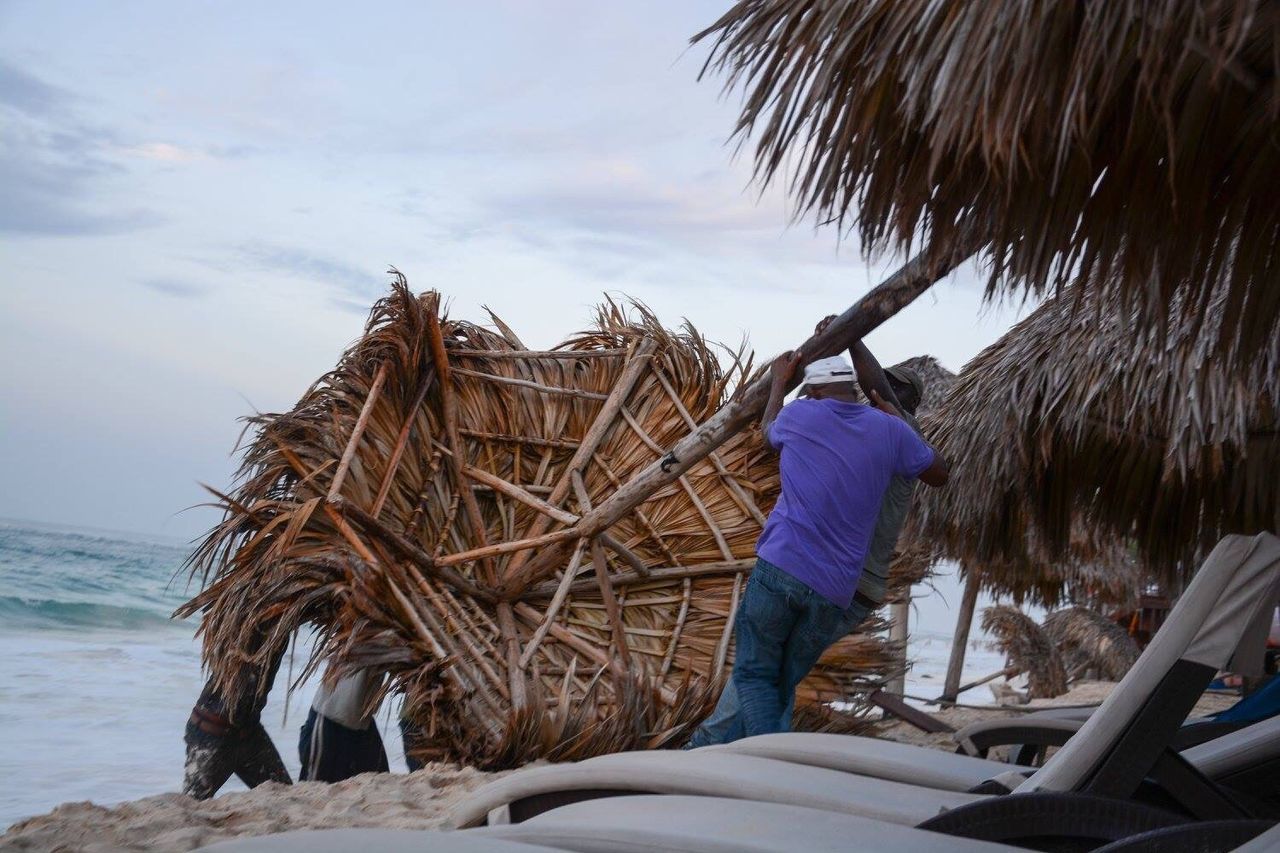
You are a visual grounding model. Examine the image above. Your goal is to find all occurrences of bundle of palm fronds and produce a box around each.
[177,277,901,767]
[981,606,1068,699]
[914,280,1278,577]
[1043,607,1141,682]
[696,0,1280,360]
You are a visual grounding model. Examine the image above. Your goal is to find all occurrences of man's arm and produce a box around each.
[869,389,950,488]
[761,351,802,448]
[816,315,903,411]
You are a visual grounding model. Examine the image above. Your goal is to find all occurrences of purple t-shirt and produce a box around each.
[757,398,935,608]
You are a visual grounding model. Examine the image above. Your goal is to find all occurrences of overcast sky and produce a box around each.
[0,2,1034,549]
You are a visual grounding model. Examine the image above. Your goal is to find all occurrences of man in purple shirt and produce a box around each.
[731,350,949,738]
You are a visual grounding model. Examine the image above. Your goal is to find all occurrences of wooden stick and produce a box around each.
[371,368,435,518]
[713,571,745,677]
[617,406,735,561]
[336,499,496,603]
[598,533,650,578]
[537,238,978,559]
[427,305,496,586]
[500,337,658,589]
[451,366,608,401]
[940,573,982,704]
[463,464,577,524]
[936,666,1021,703]
[592,452,680,565]
[573,472,631,671]
[652,367,767,526]
[518,540,587,668]
[435,527,579,568]
[660,578,692,677]
[453,348,627,360]
[327,363,388,502]
[524,558,755,598]
[458,429,580,451]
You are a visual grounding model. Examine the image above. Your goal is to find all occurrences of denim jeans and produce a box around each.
[687,590,871,748]
[731,559,846,739]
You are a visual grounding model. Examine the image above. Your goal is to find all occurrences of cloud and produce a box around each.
[141,278,209,298]
[0,60,72,116]
[0,65,162,236]
[116,142,209,163]
[235,242,382,296]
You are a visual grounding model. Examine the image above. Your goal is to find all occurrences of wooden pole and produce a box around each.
[886,599,910,696]
[940,572,982,704]
[501,237,977,596]
[327,363,388,502]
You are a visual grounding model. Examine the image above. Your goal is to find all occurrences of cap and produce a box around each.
[802,355,856,387]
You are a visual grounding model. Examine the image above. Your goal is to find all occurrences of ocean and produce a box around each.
[0,518,1006,829]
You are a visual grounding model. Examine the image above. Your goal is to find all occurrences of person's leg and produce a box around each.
[298,707,319,781]
[182,718,238,800]
[685,680,746,748]
[777,591,845,728]
[733,561,800,739]
[234,721,292,789]
[779,598,872,730]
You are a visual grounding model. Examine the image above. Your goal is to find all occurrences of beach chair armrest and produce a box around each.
[953,717,1085,759]
[916,792,1187,847]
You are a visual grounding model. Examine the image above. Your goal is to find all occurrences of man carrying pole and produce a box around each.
[716,332,948,741]
[687,321,931,745]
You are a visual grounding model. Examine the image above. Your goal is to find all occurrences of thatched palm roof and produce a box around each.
[1043,607,1141,681]
[177,278,905,767]
[982,606,1068,699]
[913,282,1279,576]
[696,0,1280,358]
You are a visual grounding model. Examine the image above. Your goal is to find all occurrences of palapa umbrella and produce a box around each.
[177,278,905,767]
[913,283,1279,577]
[696,0,1280,359]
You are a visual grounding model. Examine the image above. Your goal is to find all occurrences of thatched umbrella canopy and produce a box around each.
[1043,607,1142,681]
[913,282,1279,577]
[177,278,902,767]
[696,0,1280,359]
[981,606,1069,699]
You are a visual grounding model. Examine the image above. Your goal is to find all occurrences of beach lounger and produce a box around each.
[954,671,1280,763]
[450,533,1280,844]
[697,715,1280,795]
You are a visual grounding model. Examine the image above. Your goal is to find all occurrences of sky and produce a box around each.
[0,1,1036,546]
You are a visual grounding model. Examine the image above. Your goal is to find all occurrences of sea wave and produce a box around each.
[0,595,179,632]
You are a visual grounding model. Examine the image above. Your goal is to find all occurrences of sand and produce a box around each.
[0,681,1243,852]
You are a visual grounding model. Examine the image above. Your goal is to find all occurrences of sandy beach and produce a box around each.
[1,681,1240,852]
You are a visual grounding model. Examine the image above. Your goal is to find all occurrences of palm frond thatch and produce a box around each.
[1043,607,1142,681]
[696,0,1280,358]
[914,282,1279,576]
[175,276,899,766]
[981,605,1069,699]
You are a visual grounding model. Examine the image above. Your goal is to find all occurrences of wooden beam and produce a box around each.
[526,239,977,563]
[327,363,388,502]
[868,689,955,734]
[524,558,755,598]
[940,572,982,704]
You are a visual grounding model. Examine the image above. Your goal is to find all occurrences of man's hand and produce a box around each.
[868,389,902,419]
[815,314,837,336]
[770,350,803,387]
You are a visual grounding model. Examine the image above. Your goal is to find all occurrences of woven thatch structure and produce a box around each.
[696,0,1280,360]
[178,278,908,766]
[981,606,1069,700]
[913,282,1279,579]
[1043,608,1142,682]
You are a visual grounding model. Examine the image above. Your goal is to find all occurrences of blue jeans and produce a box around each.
[730,559,845,739]
[688,590,871,748]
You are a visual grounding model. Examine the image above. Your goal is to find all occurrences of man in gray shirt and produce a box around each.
[686,319,925,747]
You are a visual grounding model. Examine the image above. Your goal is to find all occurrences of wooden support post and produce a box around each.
[327,363,388,502]
[886,599,910,697]
[510,237,977,571]
[941,572,982,705]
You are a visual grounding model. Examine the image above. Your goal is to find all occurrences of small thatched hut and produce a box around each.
[178,278,916,766]
[697,0,1280,360]
[1043,607,1142,682]
[981,606,1069,700]
[913,284,1278,578]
